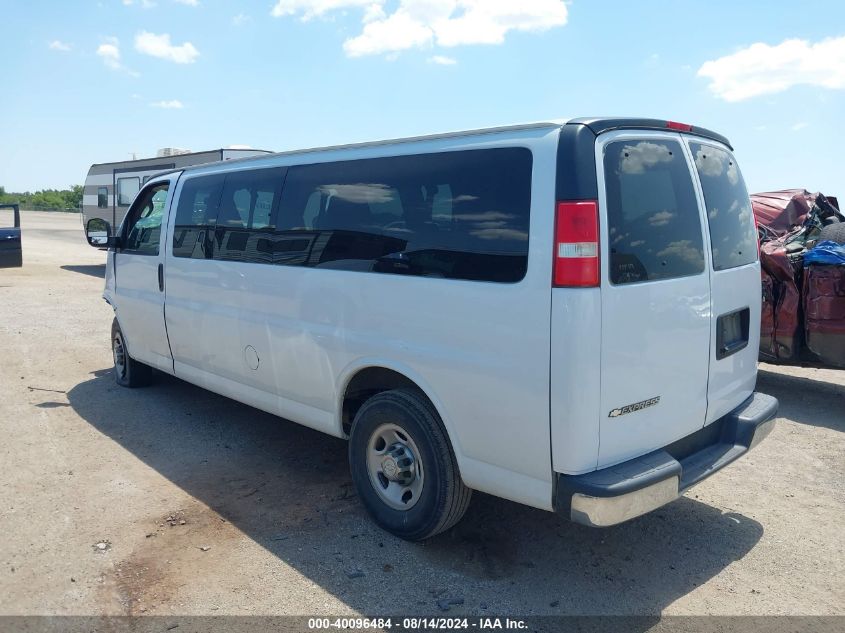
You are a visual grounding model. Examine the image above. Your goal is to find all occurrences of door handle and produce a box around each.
[158,263,164,292]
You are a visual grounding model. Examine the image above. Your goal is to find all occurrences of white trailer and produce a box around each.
[82,149,271,234]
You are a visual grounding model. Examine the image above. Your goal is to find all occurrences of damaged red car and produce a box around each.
[753,189,845,368]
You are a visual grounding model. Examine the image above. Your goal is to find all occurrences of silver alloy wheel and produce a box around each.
[366,423,425,511]
[113,333,127,380]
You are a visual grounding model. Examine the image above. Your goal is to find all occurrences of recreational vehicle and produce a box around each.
[82,149,271,235]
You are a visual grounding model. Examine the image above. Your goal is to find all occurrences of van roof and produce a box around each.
[175,117,732,175]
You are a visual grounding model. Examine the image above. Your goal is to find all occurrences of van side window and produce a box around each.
[689,142,758,271]
[122,182,169,255]
[603,140,705,285]
[172,174,224,259]
[117,177,140,207]
[274,148,532,282]
[97,187,108,208]
[214,167,285,263]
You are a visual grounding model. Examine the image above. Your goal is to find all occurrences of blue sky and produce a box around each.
[1,0,844,195]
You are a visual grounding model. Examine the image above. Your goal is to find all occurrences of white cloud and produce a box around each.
[150,99,184,109]
[173,0,199,5]
[96,38,122,70]
[791,121,809,131]
[226,144,254,149]
[428,55,456,65]
[698,36,845,102]
[48,40,72,52]
[273,0,568,57]
[232,12,251,25]
[271,0,375,20]
[123,0,157,8]
[135,31,199,64]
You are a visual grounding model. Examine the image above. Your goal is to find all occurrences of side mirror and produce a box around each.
[86,218,114,248]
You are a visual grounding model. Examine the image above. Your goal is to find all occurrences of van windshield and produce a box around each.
[689,142,758,271]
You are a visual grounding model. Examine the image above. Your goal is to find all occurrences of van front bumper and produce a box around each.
[553,392,778,527]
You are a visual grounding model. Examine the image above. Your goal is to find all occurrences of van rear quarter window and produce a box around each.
[603,139,705,285]
[689,142,758,271]
[274,148,532,283]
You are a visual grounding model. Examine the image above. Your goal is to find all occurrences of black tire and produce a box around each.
[111,318,152,388]
[819,221,845,244]
[348,389,471,541]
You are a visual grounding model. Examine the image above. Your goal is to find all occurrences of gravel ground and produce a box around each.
[0,211,843,617]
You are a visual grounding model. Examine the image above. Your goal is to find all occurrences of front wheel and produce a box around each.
[111,318,152,388]
[348,389,471,541]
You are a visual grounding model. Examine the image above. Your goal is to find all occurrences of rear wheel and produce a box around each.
[348,389,471,541]
[111,318,152,388]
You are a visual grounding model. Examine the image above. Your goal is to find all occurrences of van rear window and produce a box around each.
[273,148,532,283]
[689,142,758,271]
[603,139,705,285]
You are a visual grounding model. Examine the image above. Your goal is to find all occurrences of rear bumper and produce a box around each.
[553,392,779,527]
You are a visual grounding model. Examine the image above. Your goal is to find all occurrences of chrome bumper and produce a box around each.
[554,393,778,527]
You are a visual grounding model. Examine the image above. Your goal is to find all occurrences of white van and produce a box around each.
[85,118,778,540]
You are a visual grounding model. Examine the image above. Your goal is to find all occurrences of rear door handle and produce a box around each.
[158,263,164,292]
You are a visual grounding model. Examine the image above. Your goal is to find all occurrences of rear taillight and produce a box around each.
[554,201,600,287]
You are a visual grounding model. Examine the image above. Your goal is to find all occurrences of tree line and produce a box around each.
[0,185,83,212]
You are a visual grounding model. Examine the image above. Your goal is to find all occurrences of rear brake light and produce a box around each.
[666,121,693,132]
[554,201,599,287]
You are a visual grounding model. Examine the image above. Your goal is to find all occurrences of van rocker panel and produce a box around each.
[553,392,778,527]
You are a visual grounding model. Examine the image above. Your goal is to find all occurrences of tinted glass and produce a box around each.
[97,187,108,208]
[117,177,140,206]
[604,140,704,284]
[214,167,285,263]
[690,142,757,270]
[172,174,223,259]
[123,183,169,255]
[274,148,532,282]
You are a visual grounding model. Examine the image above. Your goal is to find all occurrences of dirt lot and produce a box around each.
[1,211,843,617]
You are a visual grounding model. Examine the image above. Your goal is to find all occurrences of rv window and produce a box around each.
[172,174,224,259]
[117,177,141,207]
[603,139,705,285]
[97,187,108,208]
[689,142,758,271]
[274,148,532,282]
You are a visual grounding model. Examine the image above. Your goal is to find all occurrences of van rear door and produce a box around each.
[686,140,760,422]
[596,131,712,468]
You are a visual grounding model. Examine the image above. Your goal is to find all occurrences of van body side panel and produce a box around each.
[162,129,558,510]
[549,289,602,474]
